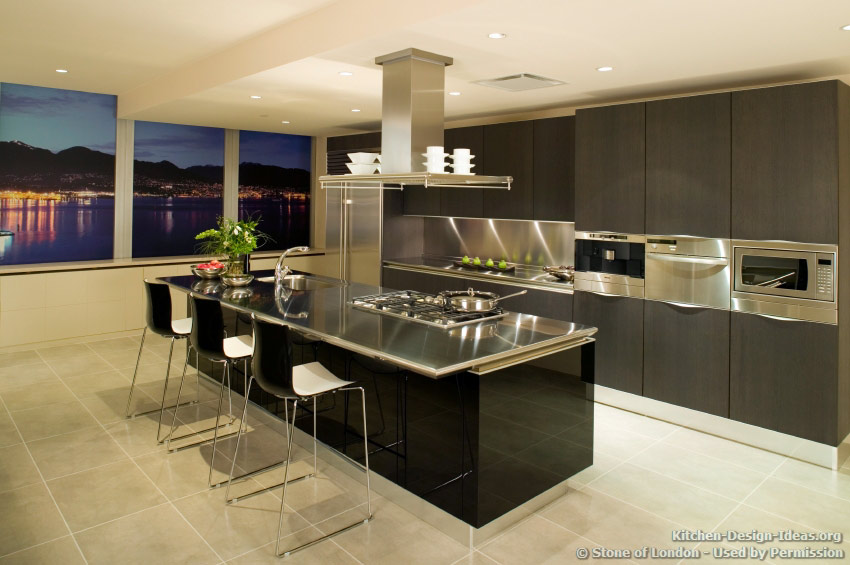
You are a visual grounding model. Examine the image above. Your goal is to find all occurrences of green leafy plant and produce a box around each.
[195,216,271,261]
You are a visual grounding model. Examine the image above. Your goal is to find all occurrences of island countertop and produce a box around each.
[158,272,597,378]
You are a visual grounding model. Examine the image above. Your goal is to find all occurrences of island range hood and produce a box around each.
[319,48,512,190]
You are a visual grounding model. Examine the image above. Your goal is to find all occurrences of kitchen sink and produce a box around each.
[256,274,341,291]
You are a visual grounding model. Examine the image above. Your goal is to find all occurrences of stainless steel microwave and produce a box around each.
[731,240,837,324]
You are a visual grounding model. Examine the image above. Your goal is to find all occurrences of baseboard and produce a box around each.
[594,385,848,470]
[0,328,144,354]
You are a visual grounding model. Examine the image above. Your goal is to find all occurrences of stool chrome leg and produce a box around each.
[125,328,147,417]
[154,337,176,442]
[209,361,236,486]
[167,359,236,452]
[276,388,372,558]
[275,399,298,557]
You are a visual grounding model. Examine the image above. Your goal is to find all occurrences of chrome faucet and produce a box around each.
[275,246,309,284]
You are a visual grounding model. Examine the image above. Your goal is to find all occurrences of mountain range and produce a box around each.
[0,140,310,192]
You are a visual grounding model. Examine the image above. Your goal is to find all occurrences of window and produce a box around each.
[132,122,224,257]
[238,130,311,251]
[0,83,115,264]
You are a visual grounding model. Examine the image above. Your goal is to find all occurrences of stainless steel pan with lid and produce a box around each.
[434,287,527,313]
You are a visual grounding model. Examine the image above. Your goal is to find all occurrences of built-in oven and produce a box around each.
[574,232,645,297]
[645,236,730,309]
[731,240,837,324]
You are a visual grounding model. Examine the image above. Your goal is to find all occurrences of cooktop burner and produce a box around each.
[349,290,507,328]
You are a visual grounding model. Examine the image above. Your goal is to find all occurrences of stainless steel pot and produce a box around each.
[437,287,527,313]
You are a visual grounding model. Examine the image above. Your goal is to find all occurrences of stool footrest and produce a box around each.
[129,399,198,420]
[166,417,237,452]
[224,470,314,503]
[278,514,373,558]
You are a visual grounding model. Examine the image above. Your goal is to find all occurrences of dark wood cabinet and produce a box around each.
[572,290,643,394]
[646,94,731,237]
[643,301,730,417]
[730,312,838,445]
[381,267,465,294]
[575,103,645,234]
[441,126,486,218]
[533,116,575,222]
[732,81,844,244]
[482,121,534,220]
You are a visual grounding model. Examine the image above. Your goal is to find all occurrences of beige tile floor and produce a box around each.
[1,335,849,564]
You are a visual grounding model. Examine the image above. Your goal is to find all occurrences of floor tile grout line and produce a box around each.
[0,388,90,564]
[38,342,229,564]
[0,535,78,561]
[534,513,641,564]
[656,428,789,476]
[619,458,752,506]
[579,425,673,490]
[765,468,850,504]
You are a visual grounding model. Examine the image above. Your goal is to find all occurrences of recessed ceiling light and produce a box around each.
[55,69,68,73]
[250,95,262,99]
[488,32,506,39]
[596,66,614,72]
[281,120,290,124]
[842,24,850,31]
[448,91,461,96]
[339,71,353,76]
[351,108,361,113]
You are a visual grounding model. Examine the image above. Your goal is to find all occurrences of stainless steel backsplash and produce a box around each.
[421,217,575,267]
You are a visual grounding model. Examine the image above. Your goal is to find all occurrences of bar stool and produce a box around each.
[225,316,371,558]
[167,293,253,486]
[125,280,198,443]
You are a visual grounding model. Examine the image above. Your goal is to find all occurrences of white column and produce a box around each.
[223,129,240,219]
[113,119,134,259]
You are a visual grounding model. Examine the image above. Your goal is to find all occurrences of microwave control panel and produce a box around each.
[816,253,835,301]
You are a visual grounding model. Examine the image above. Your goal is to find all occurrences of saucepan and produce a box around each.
[436,287,527,313]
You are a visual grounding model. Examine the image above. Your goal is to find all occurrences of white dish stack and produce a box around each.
[449,148,475,175]
[346,152,381,175]
[422,146,449,173]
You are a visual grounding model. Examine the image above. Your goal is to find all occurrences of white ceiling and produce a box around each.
[2,0,850,136]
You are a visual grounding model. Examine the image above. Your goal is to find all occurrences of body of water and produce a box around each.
[0,197,113,264]
[0,196,310,265]
[133,196,309,258]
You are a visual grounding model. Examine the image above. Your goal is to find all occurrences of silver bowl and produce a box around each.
[191,265,226,279]
[221,273,254,287]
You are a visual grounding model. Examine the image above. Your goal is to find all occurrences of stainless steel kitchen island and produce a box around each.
[159,272,597,531]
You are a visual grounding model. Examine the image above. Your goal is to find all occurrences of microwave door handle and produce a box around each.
[648,254,728,266]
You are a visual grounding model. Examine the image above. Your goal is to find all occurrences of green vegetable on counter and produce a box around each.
[485,258,495,268]
[499,260,508,269]
[473,257,481,266]
[462,255,470,264]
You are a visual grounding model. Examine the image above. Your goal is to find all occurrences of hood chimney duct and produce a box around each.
[375,49,453,174]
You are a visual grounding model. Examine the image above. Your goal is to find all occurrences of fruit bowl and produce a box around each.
[191,262,226,279]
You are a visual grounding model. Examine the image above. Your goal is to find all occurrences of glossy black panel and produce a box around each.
[144,281,176,337]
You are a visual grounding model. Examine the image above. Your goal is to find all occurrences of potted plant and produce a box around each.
[195,216,270,275]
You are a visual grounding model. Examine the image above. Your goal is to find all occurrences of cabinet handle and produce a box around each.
[663,300,710,310]
[588,290,624,298]
[647,254,728,266]
[756,313,806,323]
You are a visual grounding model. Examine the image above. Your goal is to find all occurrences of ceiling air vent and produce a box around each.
[474,73,565,92]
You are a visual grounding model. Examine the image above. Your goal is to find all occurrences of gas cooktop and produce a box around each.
[349,290,507,329]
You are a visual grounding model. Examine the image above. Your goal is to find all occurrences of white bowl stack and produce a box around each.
[422,146,449,173]
[346,152,381,175]
[449,148,475,175]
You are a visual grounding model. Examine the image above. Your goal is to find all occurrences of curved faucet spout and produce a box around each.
[275,246,310,284]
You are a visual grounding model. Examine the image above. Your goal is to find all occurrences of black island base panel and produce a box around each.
[288,343,596,529]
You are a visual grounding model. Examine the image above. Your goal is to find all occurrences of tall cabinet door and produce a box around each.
[730,312,838,445]
[533,116,575,221]
[643,301,730,417]
[731,81,839,244]
[646,93,731,237]
[482,121,534,220]
[440,126,485,218]
[575,103,645,234]
[573,290,643,395]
